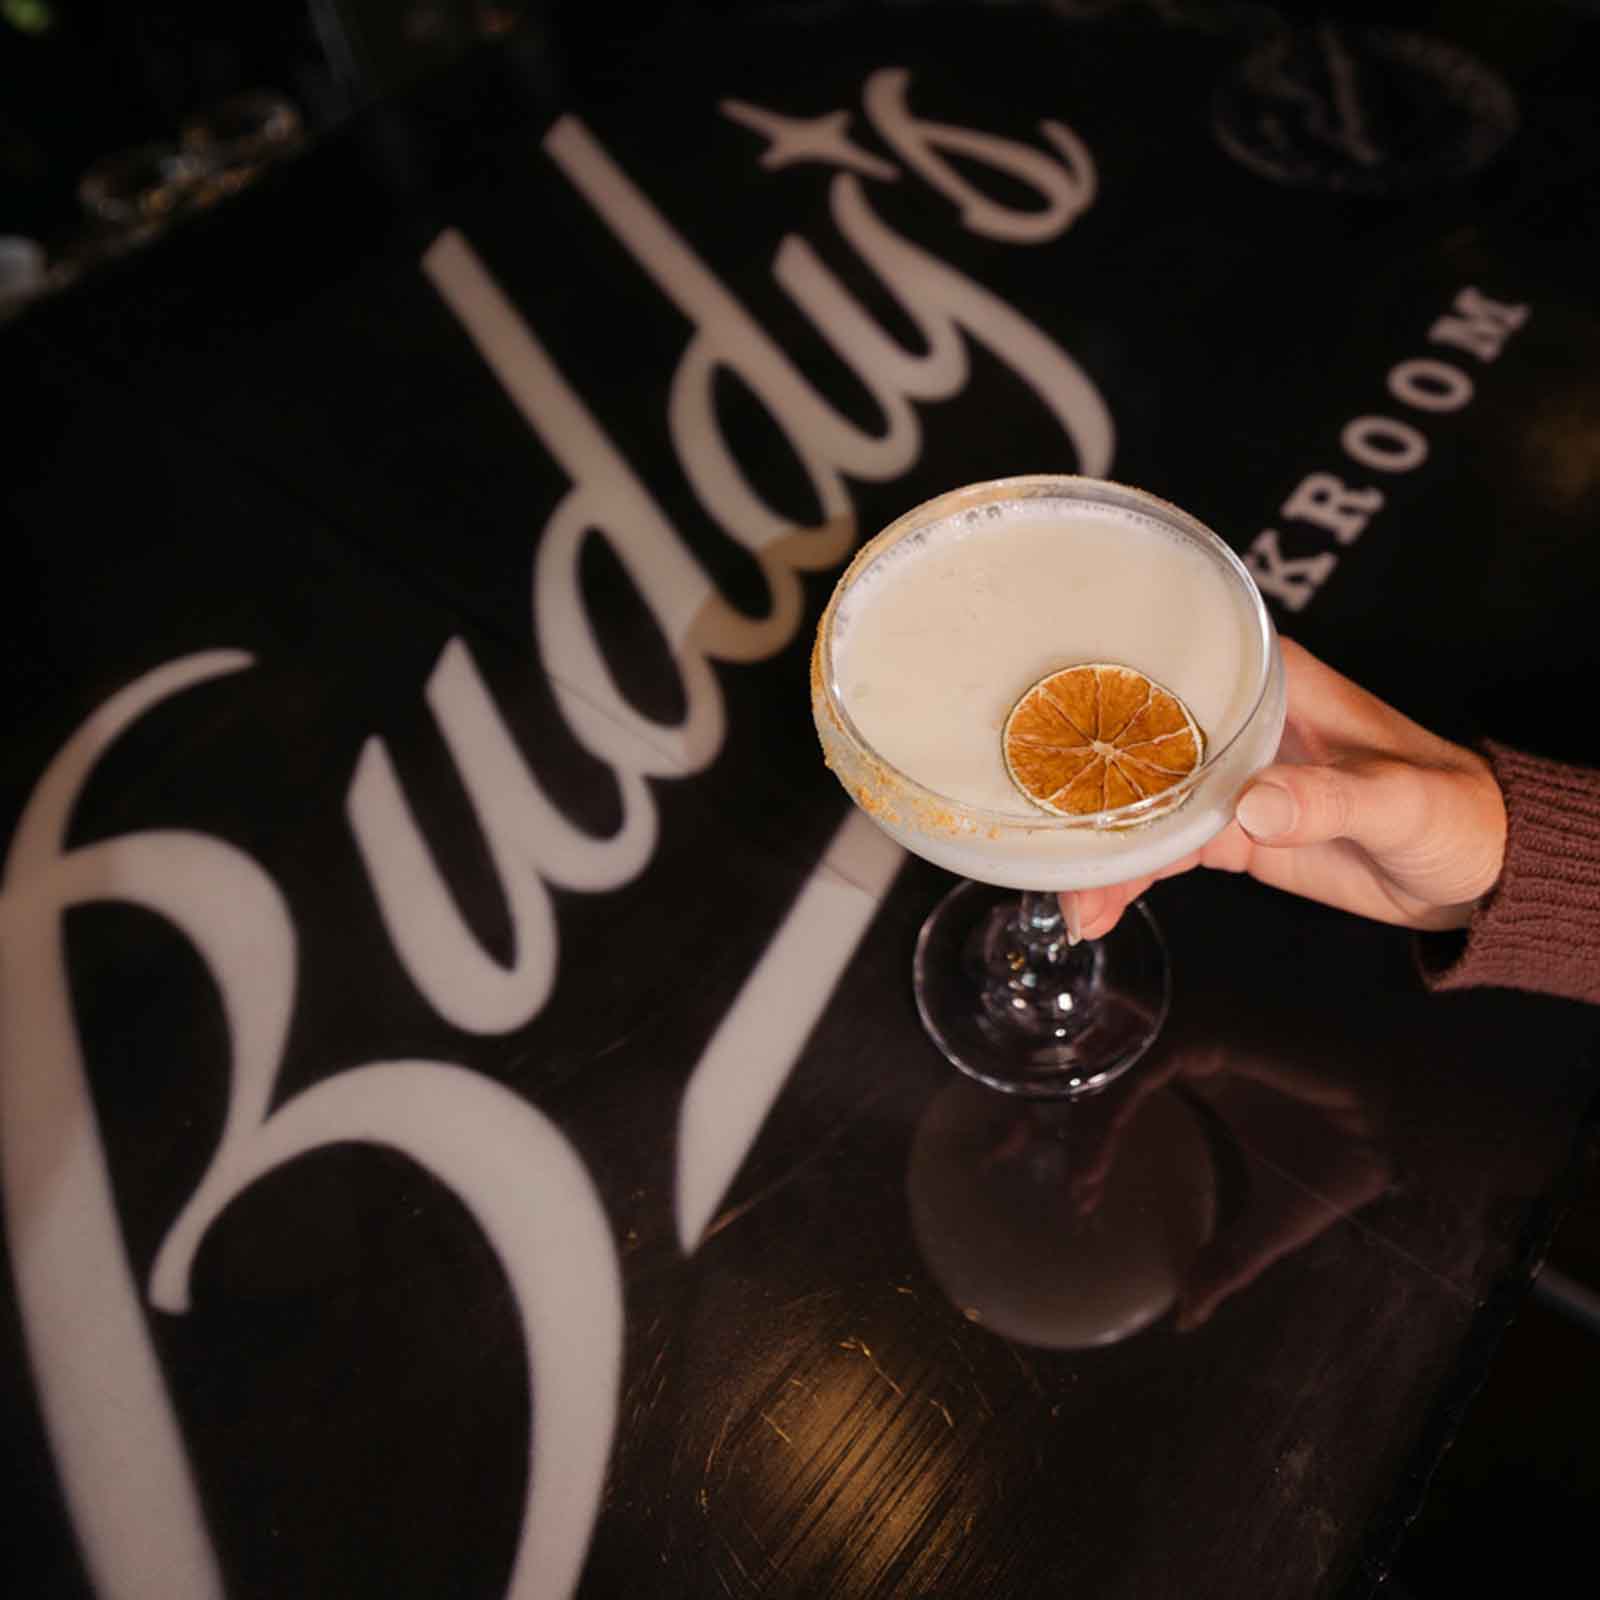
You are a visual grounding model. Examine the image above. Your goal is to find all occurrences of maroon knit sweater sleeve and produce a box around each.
[1418,741,1600,1001]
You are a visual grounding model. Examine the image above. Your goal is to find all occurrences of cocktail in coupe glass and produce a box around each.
[812,475,1286,1098]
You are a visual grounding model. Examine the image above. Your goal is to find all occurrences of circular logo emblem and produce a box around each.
[1212,25,1518,192]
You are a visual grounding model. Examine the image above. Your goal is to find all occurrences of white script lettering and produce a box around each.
[2,657,623,1600]
[9,73,1121,1600]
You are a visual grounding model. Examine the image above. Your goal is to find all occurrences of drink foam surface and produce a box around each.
[832,497,1261,814]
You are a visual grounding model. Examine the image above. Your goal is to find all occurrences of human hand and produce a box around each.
[1062,638,1507,940]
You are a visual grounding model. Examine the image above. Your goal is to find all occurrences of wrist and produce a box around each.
[1421,741,1600,999]
[1459,746,1508,909]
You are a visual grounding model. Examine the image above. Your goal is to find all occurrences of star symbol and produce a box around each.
[719,100,898,181]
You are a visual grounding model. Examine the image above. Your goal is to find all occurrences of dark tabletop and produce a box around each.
[5,3,1600,1597]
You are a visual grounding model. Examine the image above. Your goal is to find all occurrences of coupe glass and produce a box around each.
[812,476,1285,1098]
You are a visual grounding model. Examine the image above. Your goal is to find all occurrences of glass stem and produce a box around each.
[1017,889,1070,954]
[1011,890,1095,973]
[1019,889,1064,936]
[972,889,1102,1045]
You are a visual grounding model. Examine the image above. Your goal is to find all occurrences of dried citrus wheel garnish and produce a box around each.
[1002,662,1205,818]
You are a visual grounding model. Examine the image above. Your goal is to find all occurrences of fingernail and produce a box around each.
[1063,891,1083,947]
[1236,782,1295,840]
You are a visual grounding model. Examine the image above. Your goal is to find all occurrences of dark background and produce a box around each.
[3,0,1595,232]
[4,2,1598,1595]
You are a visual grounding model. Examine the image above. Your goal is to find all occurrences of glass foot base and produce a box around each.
[913,880,1170,1098]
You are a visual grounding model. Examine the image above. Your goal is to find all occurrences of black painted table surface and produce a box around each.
[6,4,1600,1597]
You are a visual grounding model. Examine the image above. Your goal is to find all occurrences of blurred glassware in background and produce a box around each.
[77,141,209,239]
[181,89,304,177]
[1,1,526,314]
[0,233,46,316]
[73,90,302,259]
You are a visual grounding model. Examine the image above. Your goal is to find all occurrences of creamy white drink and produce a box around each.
[813,478,1285,891]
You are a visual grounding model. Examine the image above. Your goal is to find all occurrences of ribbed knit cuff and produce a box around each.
[1418,742,1600,1001]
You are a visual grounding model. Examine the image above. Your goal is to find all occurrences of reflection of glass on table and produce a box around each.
[908,1078,1217,1350]
[907,1013,1394,1348]
[813,475,1286,1097]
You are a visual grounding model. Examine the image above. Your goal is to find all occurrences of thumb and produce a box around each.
[1233,759,1426,858]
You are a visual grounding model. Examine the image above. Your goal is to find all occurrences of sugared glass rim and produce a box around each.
[815,474,1278,832]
